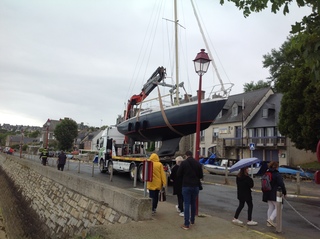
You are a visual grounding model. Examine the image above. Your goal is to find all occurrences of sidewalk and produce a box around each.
[90,201,281,239]
[89,174,319,239]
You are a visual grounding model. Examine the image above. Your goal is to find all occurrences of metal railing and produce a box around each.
[223,136,286,147]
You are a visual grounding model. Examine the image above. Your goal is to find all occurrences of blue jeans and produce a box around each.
[182,187,199,226]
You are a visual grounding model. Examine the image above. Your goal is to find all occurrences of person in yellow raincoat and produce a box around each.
[147,153,167,214]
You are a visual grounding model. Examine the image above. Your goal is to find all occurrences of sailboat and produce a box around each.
[116,1,231,156]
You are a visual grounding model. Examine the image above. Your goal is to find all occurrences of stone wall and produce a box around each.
[0,154,151,238]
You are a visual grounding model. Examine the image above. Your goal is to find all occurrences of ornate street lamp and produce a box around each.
[193,49,210,216]
[46,119,51,148]
[193,49,211,161]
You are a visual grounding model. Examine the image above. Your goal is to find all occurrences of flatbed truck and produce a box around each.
[96,126,173,182]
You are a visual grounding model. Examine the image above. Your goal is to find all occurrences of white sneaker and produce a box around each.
[232,218,243,224]
[267,219,276,227]
[247,220,258,226]
[179,212,184,217]
[175,205,181,213]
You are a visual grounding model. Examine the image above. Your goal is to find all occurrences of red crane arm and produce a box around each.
[125,66,166,120]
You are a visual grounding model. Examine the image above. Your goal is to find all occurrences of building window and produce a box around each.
[266,128,274,137]
[212,128,219,136]
[248,129,254,138]
[232,105,238,117]
[212,128,219,142]
[262,109,268,118]
[217,111,222,118]
[200,130,205,141]
[257,128,264,137]
[266,127,275,144]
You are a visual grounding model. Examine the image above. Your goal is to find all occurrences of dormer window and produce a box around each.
[232,105,238,117]
[217,111,222,118]
[262,109,268,118]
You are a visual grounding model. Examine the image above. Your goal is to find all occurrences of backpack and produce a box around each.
[261,171,272,192]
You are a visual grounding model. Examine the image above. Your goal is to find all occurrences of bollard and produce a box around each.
[276,190,283,233]
[224,164,229,185]
[91,162,94,177]
[67,158,70,171]
[296,172,300,195]
[133,165,137,188]
[78,159,81,173]
[109,164,113,182]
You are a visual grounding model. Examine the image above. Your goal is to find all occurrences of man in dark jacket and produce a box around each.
[57,150,67,171]
[177,150,203,230]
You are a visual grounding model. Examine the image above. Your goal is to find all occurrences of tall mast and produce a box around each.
[174,0,179,105]
[190,0,226,94]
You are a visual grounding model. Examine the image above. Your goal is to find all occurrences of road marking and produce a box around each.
[251,229,283,239]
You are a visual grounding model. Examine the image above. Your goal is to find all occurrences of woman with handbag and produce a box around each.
[147,153,167,215]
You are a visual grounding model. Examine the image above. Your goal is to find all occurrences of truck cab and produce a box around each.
[96,126,148,182]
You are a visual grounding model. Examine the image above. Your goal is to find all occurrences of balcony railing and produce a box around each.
[223,136,286,147]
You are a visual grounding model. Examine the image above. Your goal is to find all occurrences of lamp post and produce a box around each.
[46,119,51,148]
[193,49,211,216]
[193,49,211,161]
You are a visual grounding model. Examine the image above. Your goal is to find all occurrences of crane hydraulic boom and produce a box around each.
[125,66,166,120]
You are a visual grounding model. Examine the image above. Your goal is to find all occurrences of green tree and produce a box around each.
[28,130,40,138]
[243,80,271,92]
[263,37,320,152]
[54,118,78,151]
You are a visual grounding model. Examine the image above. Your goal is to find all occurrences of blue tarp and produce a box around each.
[200,153,216,165]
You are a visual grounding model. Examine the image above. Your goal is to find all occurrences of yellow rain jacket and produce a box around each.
[147,153,167,190]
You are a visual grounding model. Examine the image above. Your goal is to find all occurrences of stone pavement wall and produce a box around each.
[0,154,151,238]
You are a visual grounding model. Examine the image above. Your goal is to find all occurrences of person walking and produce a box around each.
[147,153,167,214]
[232,167,258,226]
[57,150,67,171]
[262,161,287,227]
[39,148,48,166]
[177,150,203,230]
[169,156,184,217]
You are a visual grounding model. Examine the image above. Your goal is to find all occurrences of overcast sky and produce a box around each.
[0,0,311,128]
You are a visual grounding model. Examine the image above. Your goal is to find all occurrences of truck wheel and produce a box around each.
[138,164,144,182]
[129,163,137,180]
[99,160,106,173]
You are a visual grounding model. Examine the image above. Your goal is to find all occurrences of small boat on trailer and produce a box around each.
[204,158,261,176]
